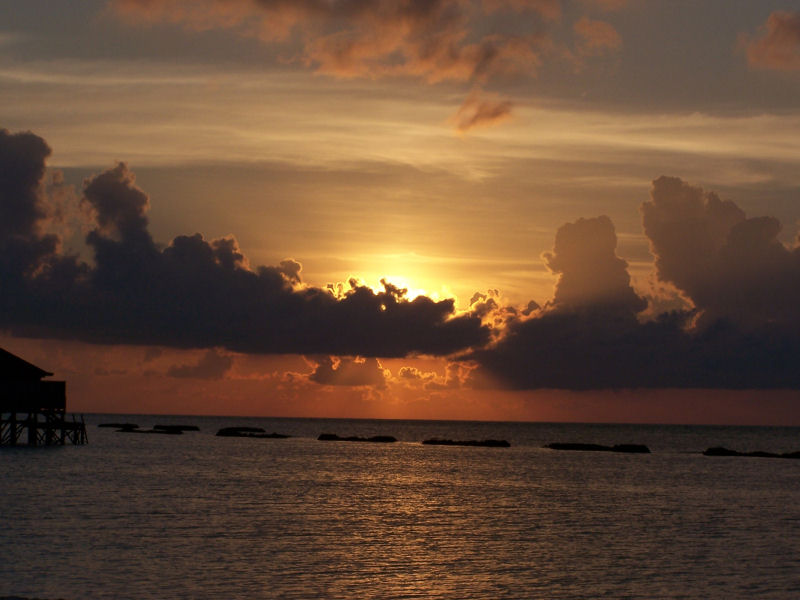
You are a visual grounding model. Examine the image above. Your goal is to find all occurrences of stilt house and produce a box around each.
[0,348,86,445]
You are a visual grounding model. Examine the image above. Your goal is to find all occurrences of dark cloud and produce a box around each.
[468,186,800,390]
[470,303,800,390]
[307,356,387,388]
[642,176,800,331]
[83,162,151,242]
[742,11,800,71]
[143,346,163,362]
[0,129,62,278]
[0,130,489,357]
[5,129,799,390]
[543,215,646,314]
[167,348,233,379]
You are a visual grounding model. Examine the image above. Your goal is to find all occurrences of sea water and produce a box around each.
[1,416,799,599]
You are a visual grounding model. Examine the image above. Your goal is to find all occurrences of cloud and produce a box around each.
[452,90,513,132]
[573,17,622,55]
[167,348,233,379]
[397,365,428,381]
[642,176,800,331]
[467,181,800,390]
[742,11,800,71]
[582,0,628,12]
[143,347,163,362]
[543,215,646,314]
[0,129,62,277]
[115,0,551,84]
[0,129,489,357]
[307,356,388,388]
[5,129,798,391]
[112,0,566,131]
[482,0,561,21]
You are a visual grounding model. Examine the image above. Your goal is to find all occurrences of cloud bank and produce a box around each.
[468,179,800,390]
[2,129,799,390]
[0,129,488,358]
[167,348,233,379]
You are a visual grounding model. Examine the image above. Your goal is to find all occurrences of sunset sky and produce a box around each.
[2,1,799,424]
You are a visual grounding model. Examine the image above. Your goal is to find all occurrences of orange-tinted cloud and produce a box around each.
[307,356,388,388]
[112,0,560,131]
[482,0,561,21]
[742,11,800,71]
[582,0,628,12]
[573,16,622,55]
[452,90,513,132]
[115,0,551,84]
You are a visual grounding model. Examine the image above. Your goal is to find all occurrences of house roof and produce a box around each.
[0,348,53,380]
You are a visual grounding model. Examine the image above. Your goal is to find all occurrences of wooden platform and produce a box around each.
[1,410,87,446]
[0,380,87,446]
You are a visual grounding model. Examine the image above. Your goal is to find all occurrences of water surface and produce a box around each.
[2,416,799,598]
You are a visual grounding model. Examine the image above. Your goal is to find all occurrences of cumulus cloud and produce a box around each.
[0,129,62,278]
[167,348,234,379]
[543,215,646,314]
[467,182,800,390]
[307,356,387,388]
[742,11,800,71]
[5,129,798,391]
[393,362,469,390]
[0,129,489,357]
[467,288,527,332]
[642,176,800,331]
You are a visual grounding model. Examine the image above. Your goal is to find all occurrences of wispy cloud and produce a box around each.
[451,89,513,133]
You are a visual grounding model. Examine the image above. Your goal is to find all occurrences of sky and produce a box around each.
[2,0,800,424]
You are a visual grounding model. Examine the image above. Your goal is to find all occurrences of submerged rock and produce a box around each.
[154,424,199,432]
[217,426,265,435]
[317,433,397,443]
[216,427,290,439]
[545,442,650,453]
[115,427,181,434]
[611,444,651,454]
[113,423,141,432]
[422,438,510,448]
[703,446,800,459]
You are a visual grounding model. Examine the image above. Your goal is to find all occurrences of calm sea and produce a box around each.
[2,415,799,599]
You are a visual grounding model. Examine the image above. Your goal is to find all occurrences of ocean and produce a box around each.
[2,415,799,599]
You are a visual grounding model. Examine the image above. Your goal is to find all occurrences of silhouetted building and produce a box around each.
[0,348,86,446]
